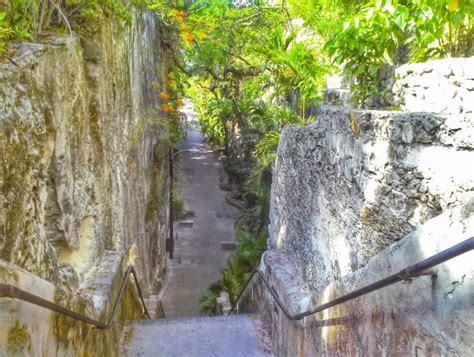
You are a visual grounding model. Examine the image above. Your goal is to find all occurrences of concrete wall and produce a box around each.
[393,57,474,113]
[0,9,170,356]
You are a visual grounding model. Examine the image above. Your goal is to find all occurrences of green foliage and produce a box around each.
[0,12,13,54]
[326,0,408,103]
[253,25,329,114]
[234,228,267,268]
[73,0,132,34]
[220,228,267,304]
[0,0,133,54]
[156,0,473,314]
[177,0,331,182]
[409,0,474,60]
[172,190,184,218]
[197,97,231,147]
[199,281,222,314]
[285,0,358,40]
[325,0,474,103]
[172,1,328,313]
[200,228,267,313]
[246,130,280,199]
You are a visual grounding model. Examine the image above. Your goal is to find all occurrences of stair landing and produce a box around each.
[120,314,273,356]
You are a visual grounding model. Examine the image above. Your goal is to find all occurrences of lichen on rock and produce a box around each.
[7,321,31,354]
[0,7,171,356]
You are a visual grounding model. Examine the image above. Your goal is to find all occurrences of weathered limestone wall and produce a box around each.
[270,106,473,292]
[242,200,474,356]
[249,100,474,354]
[0,253,145,356]
[324,57,474,111]
[0,8,170,356]
[393,57,474,113]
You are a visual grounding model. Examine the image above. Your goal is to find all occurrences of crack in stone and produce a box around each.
[444,274,466,297]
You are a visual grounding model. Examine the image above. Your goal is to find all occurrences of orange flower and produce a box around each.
[182,30,195,45]
[163,105,176,113]
[159,92,170,99]
[174,10,187,23]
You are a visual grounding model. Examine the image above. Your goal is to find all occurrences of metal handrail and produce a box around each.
[230,237,474,321]
[0,265,151,329]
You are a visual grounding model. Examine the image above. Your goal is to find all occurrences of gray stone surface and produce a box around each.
[120,315,273,356]
[0,9,170,356]
[242,199,474,356]
[0,254,147,356]
[323,88,353,107]
[0,10,169,293]
[393,57,474,113]
[269,105,474,292]
[160,111,239,317]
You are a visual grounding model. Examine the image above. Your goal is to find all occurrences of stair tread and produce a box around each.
[120,314,273,356]
[129,314,250,326]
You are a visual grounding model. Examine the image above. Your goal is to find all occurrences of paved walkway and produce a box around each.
[122,315,270,356]
[160,105,238,317]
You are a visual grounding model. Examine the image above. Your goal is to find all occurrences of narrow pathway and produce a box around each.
[160,104,239,317]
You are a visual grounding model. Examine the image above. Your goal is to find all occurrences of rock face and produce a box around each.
[243,58,474,357]
[0,9,171,356]
[242,200,474,356]
[324,57,474,111]
[393,57,474,113]
[244,86,474,354]
[269,106,473,292]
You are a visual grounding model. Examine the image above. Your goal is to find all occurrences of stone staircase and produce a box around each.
[120,314,274,356]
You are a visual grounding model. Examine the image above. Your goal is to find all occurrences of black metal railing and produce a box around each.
[230,237,474,321]
[0,265,152,329]
[2,238,472,326]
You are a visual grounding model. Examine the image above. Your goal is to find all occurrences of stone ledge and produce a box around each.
[270,105,474,293]
[393,56,474,113]
[0,250,144,320]
[253,198,474,355]
[79,250,123,314]
[259,250,312,317]
[0,251,147,355]
[265,196,474,317]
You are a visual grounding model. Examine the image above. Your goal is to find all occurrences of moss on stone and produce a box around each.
[7,321,31,353]
[53,287,90,346]
[132,117,147,146]
[146,174,164,222]
[359,205,377,224]
[0,265,19,283]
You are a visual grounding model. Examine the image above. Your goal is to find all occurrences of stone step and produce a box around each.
[221,240,237,250]
[120,314,273,357]
[177,220,194,228]
[184,210,195,218]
